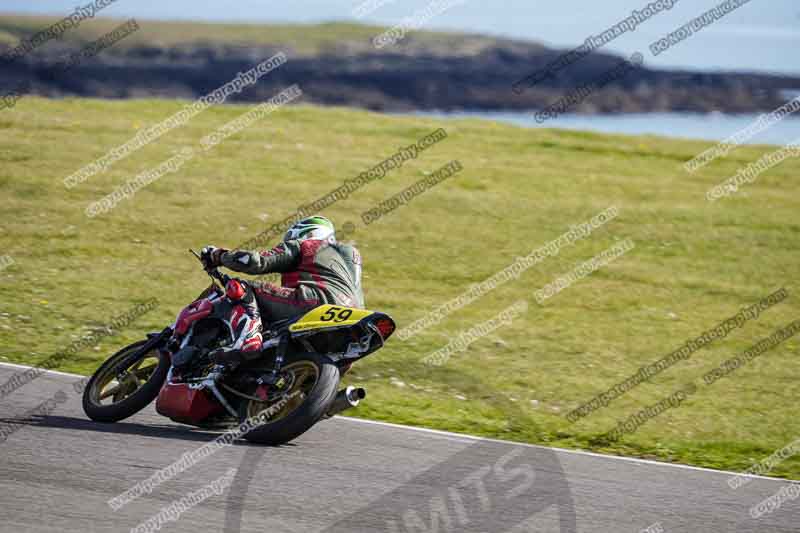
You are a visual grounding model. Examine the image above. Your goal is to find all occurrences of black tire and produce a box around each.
[239,352,340,446]
[82,340,170,423]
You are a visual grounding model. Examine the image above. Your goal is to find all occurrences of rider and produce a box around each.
[196,216,363,368]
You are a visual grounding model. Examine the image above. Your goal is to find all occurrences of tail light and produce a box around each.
[374,318,395,339]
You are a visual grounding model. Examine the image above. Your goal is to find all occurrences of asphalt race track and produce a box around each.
[1,363,798,532]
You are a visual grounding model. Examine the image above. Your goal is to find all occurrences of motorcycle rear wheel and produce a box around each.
[238,352,340,445]
[82,340,170,423]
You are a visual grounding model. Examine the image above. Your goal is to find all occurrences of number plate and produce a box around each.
[289,305,374,333]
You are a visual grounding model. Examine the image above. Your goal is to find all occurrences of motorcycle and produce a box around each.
[82,250,395,445]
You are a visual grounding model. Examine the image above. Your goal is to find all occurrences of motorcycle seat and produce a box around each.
[263,315,302,337]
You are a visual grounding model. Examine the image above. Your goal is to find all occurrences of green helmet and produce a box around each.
[283,215,335,243]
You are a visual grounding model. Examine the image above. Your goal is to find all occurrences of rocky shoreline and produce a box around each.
[1,35,798,114]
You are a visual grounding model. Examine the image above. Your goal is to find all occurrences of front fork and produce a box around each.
[115,327,171,381]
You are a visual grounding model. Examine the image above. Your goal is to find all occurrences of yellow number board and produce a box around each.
[289,305,373,333]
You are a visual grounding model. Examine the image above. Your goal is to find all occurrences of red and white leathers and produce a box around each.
[222,278,263,355]
[190,237,364,367]
[170,279,264,370]
[217,237,364,321]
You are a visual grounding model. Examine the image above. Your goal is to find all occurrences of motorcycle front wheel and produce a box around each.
[82,340,170,423]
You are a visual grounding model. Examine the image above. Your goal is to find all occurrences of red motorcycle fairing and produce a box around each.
[174,299,214,336]
[156,381,224,424]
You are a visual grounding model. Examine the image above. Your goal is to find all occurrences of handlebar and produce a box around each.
[189,249,230,289]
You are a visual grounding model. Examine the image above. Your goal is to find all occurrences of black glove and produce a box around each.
[201,245,227,269]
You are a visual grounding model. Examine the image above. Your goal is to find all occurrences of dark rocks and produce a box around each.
[1,38,798,113]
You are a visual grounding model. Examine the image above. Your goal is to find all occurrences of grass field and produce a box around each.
[0,14,511,56]
[0,95,798,479]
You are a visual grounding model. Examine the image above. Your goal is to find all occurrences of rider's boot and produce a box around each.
[210,279,264,371]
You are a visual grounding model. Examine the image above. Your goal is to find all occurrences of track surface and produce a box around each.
[1,363,798,532]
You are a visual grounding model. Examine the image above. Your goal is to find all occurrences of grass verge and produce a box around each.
[0,95,798,479]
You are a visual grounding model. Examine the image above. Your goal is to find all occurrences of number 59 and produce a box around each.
[320,307,353,322]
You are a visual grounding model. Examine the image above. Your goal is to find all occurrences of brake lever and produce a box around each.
[189,248,228,289]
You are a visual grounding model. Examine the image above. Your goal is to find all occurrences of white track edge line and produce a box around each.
[335,416,798,483]
[1,361,793,485]
[0,361,88,379]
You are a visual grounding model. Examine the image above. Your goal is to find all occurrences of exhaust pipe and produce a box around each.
[325,386,366,418]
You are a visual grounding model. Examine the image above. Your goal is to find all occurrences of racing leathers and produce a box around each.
[195,238,364,367]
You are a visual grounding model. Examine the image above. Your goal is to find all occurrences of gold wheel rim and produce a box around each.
[91,347,160,406]
[245,360,320,425]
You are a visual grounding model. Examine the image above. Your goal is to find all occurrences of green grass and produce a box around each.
[0,14,516,56]
[0,95,798,480]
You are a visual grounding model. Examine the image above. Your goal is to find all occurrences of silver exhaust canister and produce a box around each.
[325,386,366,417]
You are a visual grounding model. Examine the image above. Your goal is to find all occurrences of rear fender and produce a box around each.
[288,305,396,362]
